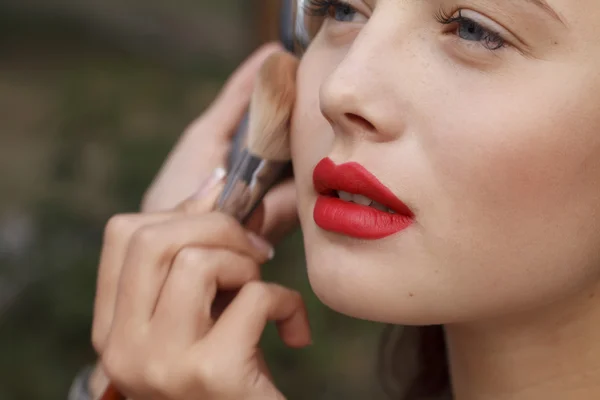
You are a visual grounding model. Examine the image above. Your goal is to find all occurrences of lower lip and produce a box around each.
[313,196,414,240]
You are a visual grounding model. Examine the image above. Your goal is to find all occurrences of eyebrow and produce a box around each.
[525,0,565,25]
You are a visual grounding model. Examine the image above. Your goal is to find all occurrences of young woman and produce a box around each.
[86,1,600,399]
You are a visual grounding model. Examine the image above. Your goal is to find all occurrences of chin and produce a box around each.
[300,219,460,326]
[300,215,566,327]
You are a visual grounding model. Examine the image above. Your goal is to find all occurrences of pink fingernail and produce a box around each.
[193,167,227,199]
[247,232,275,260]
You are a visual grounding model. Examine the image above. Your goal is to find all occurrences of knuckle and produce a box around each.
[142,360,171,393]
[101,346,134,387]
[188,349,238,395]
[131,225,162,249]
[174,247,203,267]
[173,247,216,278]
[289,289,303,306]
[208,212,242,236]
[242,281,270,302]
[104,214,137,242]
[194,359,220,389]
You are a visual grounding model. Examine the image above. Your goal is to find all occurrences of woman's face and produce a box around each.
[291,0,600,325]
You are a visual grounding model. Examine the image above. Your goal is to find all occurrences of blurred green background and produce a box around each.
[0,1,387,399]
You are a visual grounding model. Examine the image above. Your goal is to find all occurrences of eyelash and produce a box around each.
[303,1,507,52]
[303,0,347,17]
[435,8,507,51]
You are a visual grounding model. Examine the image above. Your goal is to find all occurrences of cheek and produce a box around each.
[290,52,337,224]
[420,72,600,309]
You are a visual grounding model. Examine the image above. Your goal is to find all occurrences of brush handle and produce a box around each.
[227,112,249,172]
[217,150,289,223]
[100,383,126,400]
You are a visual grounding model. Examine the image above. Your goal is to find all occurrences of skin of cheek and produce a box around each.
[417,59,600,322]
[292,34,600,326]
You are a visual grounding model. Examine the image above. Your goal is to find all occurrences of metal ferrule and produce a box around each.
[216,149,288,223]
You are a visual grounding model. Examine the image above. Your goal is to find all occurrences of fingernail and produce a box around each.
[193,167,227,199]
[247,232,275,260]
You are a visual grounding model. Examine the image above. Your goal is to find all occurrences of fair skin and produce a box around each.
[93,1,600,399]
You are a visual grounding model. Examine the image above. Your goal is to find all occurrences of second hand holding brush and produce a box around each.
[96,51,309,400]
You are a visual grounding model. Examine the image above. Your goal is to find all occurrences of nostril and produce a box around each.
[344,113,375,132]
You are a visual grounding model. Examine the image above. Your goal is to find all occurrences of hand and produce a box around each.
[91,186,312,400]
[87,43,302,399]
[141,42,298,243]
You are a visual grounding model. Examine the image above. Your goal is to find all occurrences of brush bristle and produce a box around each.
[247,51,299,161]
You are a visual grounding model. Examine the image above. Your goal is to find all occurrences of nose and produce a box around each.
[319,14,411,144]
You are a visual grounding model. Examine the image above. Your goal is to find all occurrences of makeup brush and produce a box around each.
[215,50,298,221]
[99,50,299,400]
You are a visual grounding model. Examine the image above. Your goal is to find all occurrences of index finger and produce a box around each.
[204,282,311,351]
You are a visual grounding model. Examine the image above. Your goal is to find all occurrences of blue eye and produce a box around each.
[458,20,486,41]
[331,3,357,22]
[436,9,506,51]
[304,0,361,23]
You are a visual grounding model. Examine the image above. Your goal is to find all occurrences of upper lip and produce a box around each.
[313,157,414,217]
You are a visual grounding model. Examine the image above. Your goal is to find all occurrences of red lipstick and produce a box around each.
[312,157,414,239]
